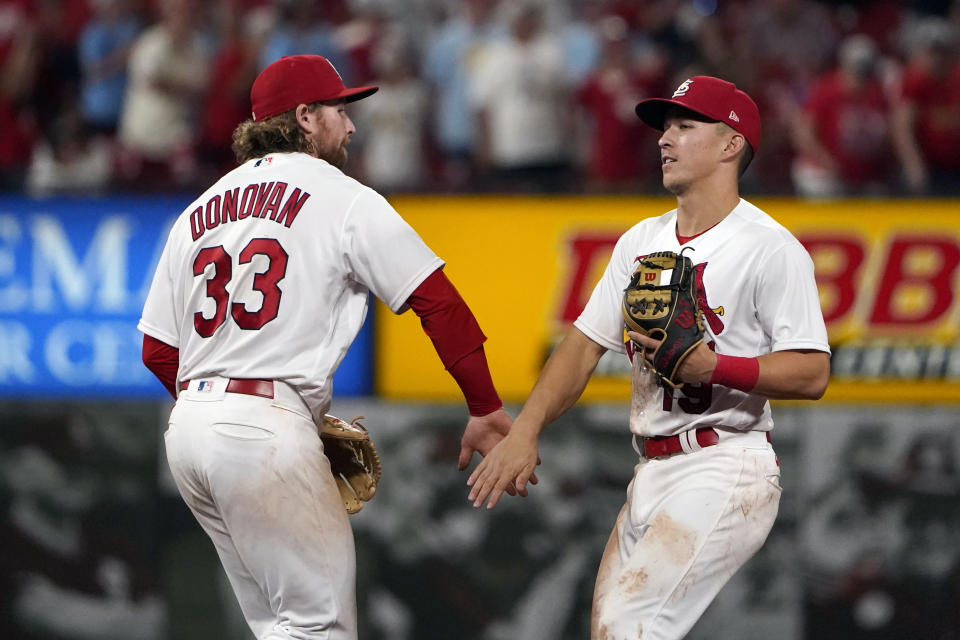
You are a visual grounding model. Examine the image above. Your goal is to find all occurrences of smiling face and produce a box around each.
[658,106,739,195]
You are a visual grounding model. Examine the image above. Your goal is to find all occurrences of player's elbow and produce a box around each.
[803,377,829,400]
[799,358,831,400]
[769,352,830,400]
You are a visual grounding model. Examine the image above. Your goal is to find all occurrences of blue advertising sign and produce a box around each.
[0,196,372,398]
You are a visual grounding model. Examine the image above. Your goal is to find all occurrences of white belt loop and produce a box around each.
[679,430,703,454]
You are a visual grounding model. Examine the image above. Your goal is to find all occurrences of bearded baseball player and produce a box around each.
[468,76,831,639]
[139,55,519,640]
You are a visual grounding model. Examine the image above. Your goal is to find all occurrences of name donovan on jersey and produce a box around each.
[189,181,312,241]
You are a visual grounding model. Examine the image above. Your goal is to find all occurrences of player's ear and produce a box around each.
[721,131,746,163]
[724,132,745,154]
[296,103,310,124]
[295,103,313,128]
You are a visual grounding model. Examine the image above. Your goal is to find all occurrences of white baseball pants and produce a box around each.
[165,378,356,640]
[592,429,781,640]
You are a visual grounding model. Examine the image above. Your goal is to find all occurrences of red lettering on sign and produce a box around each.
[560,234,619,323]
[798,234,865,324]
[869,235,960,326]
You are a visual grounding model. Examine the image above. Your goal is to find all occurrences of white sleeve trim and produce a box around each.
[385,258,446,314]
[573,319,624,353]
[137,320,180,349]
[771,339,831,354]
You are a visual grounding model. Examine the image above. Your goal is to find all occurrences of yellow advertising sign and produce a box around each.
[377,197,960,404]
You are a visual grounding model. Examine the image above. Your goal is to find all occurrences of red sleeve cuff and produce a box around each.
[142,334,179,399]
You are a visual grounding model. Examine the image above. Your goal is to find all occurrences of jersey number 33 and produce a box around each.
[193,238,289,337]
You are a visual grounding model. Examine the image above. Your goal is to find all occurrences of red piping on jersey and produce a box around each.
[142,334,179,399]
[407,269,502,416]
[676,220,721,245]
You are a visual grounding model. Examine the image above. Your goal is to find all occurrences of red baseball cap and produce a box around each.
[635,76,761,153]
[250,55,378,122]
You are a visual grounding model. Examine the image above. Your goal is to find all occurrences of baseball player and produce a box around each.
[138,55,518,640]
[467,76,831,639]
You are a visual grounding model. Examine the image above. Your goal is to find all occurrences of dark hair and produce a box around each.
[231,103,320,164]
[738,143,755,178]
[714,120,755,178]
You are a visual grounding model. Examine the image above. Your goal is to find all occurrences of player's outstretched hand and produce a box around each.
[467,424,539,509]
[458,408,514,471]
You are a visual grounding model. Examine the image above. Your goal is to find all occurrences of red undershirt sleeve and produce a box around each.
[142,334,179,399]
[406,269,502,416]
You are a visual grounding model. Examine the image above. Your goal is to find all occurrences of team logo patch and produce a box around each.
[197,380,214,392]
[672,79,693,97]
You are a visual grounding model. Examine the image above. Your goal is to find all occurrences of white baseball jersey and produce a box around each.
[139,152,443,421]
[574,198,830,437]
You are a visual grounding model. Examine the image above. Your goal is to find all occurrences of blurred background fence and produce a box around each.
[2,0,960,638]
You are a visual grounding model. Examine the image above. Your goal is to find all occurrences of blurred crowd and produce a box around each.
[1,0,959,198]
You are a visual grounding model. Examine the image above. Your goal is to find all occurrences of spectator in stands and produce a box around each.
[30,0,86,129]
[0,2,38,191]
[354,38,428,193]
[116,0,212,188]
[26,105,113,197]
[333,7,388,86]
[258,0,352,80]
[78,0,140,137]
[561,0,604,87]
[734,0,841,192]
[198,0,264,175]
[739,0,839,87]
[891,18,960,195]
[469,3,572,192]
[575,15,667,192]
[791,34,896,197]
[422,0,504,190]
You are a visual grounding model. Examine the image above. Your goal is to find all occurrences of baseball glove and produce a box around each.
[622,251,704,388]
[320,415,382,514]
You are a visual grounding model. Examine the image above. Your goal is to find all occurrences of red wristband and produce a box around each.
[709,354,759,392]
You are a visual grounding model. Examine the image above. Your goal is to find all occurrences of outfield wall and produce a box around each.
[379,196,960,405]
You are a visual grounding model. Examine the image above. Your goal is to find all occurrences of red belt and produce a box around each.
[638,428,772,459]
[640,427,720,459]
[178,378,274,398]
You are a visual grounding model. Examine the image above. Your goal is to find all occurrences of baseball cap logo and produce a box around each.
[728,110,740,122]
[672,79,693,97]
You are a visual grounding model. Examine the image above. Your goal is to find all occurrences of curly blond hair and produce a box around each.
[230,104,319,164]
